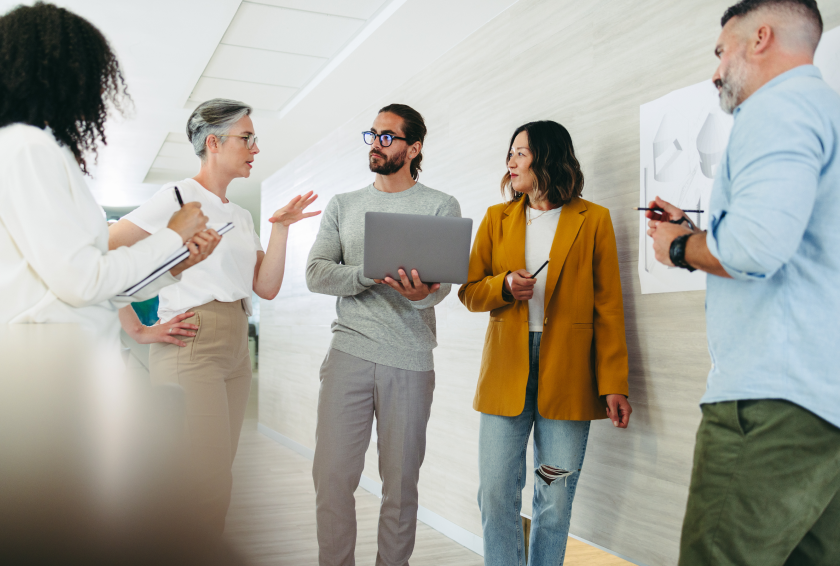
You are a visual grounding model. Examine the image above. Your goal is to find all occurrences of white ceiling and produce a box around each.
[221,3,366,58]
[188,1,385,110]
[0,0,520,221]
[203,44,325,88]
[146,0,394,195]
[248,0,389,20]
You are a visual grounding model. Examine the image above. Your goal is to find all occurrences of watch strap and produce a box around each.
[669,233,696,272]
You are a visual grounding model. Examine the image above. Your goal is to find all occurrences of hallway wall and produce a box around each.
[257,1,840,564]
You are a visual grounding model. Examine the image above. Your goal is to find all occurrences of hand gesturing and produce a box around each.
[268,191,321,227]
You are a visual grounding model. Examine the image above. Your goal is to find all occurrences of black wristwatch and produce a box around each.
[669,233,696,272]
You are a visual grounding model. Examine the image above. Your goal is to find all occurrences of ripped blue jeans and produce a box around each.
[478,332,590,566]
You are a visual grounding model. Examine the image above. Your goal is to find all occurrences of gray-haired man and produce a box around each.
[647,1,840,564]
[306,104,461,566]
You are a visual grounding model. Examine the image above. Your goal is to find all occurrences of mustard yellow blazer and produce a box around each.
[458,197,629,421]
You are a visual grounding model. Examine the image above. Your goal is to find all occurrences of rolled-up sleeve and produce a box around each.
[705,92,823,280]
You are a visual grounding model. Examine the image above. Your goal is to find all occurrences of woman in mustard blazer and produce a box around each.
[458,121,631,566]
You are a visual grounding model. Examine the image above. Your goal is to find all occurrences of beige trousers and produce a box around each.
[313,348,435,566]
[150,299,252,536]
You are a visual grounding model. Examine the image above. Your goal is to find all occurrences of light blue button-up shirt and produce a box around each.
[703,65,840,429]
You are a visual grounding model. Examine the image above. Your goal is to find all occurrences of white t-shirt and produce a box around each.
[124,179,263,323]
[525,206,562,332]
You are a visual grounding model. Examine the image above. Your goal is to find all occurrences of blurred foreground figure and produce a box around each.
[0,2,219,349]
[0,324,247,565]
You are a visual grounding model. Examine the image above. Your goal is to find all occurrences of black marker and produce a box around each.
[174,186,184,207]
[635,207,704,213]
[530,260,549,279]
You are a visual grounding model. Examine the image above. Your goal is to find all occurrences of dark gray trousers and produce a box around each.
[313,348,435,566]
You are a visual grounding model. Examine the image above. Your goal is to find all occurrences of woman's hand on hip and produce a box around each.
[170,229,222,277]
[605,394,632,428]
[268,191,321,227]
[505,269,536,301]
[135,312,198,347]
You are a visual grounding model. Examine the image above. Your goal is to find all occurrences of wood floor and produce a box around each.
[224,377,631,566]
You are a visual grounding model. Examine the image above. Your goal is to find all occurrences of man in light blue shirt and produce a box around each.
[647,0,840,564]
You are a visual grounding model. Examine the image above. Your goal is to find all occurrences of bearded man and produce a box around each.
[646,1,840,564]
[305,104,461,566]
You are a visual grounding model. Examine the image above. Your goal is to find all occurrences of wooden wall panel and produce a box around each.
[259,1,840,564]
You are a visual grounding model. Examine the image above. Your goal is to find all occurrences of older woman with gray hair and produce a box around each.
[109,98,320,535]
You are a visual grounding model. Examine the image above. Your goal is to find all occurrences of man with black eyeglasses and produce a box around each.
[306,104,461,566]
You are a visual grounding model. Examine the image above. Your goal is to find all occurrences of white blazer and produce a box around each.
[0,124,182,343]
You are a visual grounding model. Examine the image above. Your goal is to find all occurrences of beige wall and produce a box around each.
[258,2,840,564]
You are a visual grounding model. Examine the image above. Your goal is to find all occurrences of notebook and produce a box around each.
[118,222,235,297]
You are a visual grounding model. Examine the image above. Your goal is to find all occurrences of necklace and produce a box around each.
[527,206,550,225]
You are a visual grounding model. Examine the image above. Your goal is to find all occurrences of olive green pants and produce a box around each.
[679,399,840,566]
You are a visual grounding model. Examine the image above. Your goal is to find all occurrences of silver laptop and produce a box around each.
[363,212,473,284]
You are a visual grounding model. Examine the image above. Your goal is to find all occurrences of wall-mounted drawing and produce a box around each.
[639,80,732,294]
[653,112,689,183]
[697,112,728,179]
[638,25,840,295]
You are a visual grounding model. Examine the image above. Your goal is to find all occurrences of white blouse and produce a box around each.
[0,124,183,344]
[525,206,562,332]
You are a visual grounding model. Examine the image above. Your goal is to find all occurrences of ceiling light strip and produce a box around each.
[276,0,407,119]
[242,1,367,22]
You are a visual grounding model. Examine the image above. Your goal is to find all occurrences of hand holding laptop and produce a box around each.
[376,268,441,301]
[363,212,473,294]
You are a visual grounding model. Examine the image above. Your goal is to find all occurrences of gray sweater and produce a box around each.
[306,182,462,371]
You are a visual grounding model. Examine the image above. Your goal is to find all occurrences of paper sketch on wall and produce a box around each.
[638,25,840,295]
[638,81,732,294]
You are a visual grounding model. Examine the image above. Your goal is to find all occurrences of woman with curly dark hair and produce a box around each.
[458,121,632,565]
[0,2,218,345]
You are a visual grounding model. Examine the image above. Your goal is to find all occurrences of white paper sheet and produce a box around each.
[638,26,840,295]
[638,81,732,294]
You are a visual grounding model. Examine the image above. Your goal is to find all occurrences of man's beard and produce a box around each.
[369,147,408,175]
[716,55,748,115]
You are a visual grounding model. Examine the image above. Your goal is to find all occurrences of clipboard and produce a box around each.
[118,222,235,297]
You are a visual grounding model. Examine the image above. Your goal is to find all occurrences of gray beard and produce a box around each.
[719,57,748,115]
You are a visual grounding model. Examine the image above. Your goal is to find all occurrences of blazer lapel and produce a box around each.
[544,197,587,310]
[501,199,527,271]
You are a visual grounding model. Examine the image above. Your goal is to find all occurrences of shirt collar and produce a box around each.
[734,64,822,117]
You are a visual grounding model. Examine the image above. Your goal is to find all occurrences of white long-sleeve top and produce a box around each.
[0,124,183,344]
[525,206,562,332]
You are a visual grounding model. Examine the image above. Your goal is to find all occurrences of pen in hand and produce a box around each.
[635,207,704,213]
[530,260,549,279]
[174,186,184,207]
